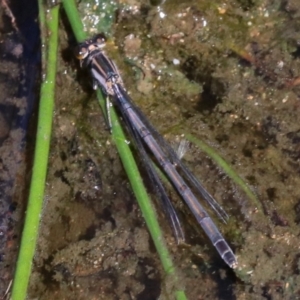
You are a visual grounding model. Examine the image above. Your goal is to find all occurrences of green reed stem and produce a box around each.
[186,134,262,212]
[11,4,59,300]
[62,1,187,299]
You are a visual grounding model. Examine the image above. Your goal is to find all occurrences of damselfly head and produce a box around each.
[74,34,107,62]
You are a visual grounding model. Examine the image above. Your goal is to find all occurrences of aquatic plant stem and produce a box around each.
[10,4,59,300]
[61,0,86,42]
[186,134,262,211]
[62,1,187,299]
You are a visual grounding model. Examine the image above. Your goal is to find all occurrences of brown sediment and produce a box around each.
[28,0,300,299]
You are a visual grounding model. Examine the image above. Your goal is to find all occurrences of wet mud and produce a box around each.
[0,0,40,295]
[27,0,300,299]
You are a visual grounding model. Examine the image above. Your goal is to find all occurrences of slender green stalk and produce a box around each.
[110,105,176,270]
[10,4,59,300]
[61,0,86,42]
[62,1,187,299]
[186,134,262,212]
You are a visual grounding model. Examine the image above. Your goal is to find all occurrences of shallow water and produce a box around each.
[28,0,300,299]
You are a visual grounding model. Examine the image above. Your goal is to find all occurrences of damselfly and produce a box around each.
[75,34,237,269]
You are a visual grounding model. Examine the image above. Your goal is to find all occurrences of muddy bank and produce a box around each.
[0,0,40,295]
[28,0,300,298]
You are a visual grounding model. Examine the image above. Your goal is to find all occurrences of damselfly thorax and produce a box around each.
[75,34,123,95]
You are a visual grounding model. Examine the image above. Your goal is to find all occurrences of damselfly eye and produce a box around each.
[94,33,106,47]
[74,45,89,60]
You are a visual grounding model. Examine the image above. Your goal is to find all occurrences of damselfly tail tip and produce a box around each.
[231,261,238,269]
[220,247,237,269]
[225,255,238,269]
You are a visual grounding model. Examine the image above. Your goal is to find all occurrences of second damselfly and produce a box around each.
[75,34,237,269]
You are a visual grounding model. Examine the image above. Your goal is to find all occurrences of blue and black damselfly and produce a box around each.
[75,35,237,269]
